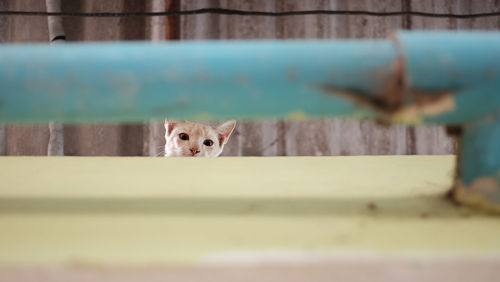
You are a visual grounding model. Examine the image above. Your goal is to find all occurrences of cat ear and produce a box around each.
[214,120,236,146]
[165,120,176,136]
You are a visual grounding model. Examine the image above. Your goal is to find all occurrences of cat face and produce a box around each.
[164,120,236,157]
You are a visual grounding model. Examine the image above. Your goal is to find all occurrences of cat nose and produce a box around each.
[190,147,200,156]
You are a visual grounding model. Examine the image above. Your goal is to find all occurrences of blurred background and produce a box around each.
[1,0,497,157]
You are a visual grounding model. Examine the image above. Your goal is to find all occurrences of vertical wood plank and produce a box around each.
[47,122,64,156]
[62,0,146,156]
[60,0,86,42]
[63,124,118,156]
[6,0,50,156]
[6,124,49,156]
[144,0,168,157]
[119,124,144,156]
[414,126,457,155]
[120,0,146,40]
[165,0,180,40]
[328,119,408,156]
[0,124,5,156]
[181,0,220,40]
[10,0,49,42]
[0,0,11,43]
[410,0,456,30]
[46,0,66,156]
[0,0,10,155]
[468,0,500,30]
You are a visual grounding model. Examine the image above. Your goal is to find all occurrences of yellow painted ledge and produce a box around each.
[0,156,498,266]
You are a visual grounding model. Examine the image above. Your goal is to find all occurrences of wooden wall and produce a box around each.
[1,0,498,156]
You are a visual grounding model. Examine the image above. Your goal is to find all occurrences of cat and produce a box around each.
[164,120,236,157]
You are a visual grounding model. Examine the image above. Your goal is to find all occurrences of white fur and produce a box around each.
[164,120,236,157]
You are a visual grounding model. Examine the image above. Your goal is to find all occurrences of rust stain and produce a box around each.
[385,56,406,111]
[320,85,389,116]
[319,45,458,125]
[453,178,500,214]
[286,68,297,81]
[411,89,453,105]
[485,67,496,80]
[320,33,463,125]
[320,56,406,117]
[237,75,251,85]
[468,177,500,194]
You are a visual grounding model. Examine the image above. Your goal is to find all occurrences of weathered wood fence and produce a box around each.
[1,0,498,156]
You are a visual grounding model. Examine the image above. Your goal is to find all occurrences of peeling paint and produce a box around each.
[285,110,308,120]
[191,112,215,120]
[393,94,456,124]
[392,108,424,124]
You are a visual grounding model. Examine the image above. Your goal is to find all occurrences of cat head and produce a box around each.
[164,120,236,157]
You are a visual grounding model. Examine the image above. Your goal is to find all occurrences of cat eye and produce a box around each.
[203,139,214,146]
[178,133,189,141]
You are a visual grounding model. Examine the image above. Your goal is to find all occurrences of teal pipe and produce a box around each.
[0,31,499,212]
[0,40,398,122]
[396,32,500,213]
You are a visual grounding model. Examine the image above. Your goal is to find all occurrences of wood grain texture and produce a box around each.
[0,124,5,156]
[5,124,49,156]
[0,1,9,155]
[181,0,220,40]
[5,1,50,156]
[0,0,11,43]
[64,123,143,156]
[46,0,66,156]
[10,0,49,43]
